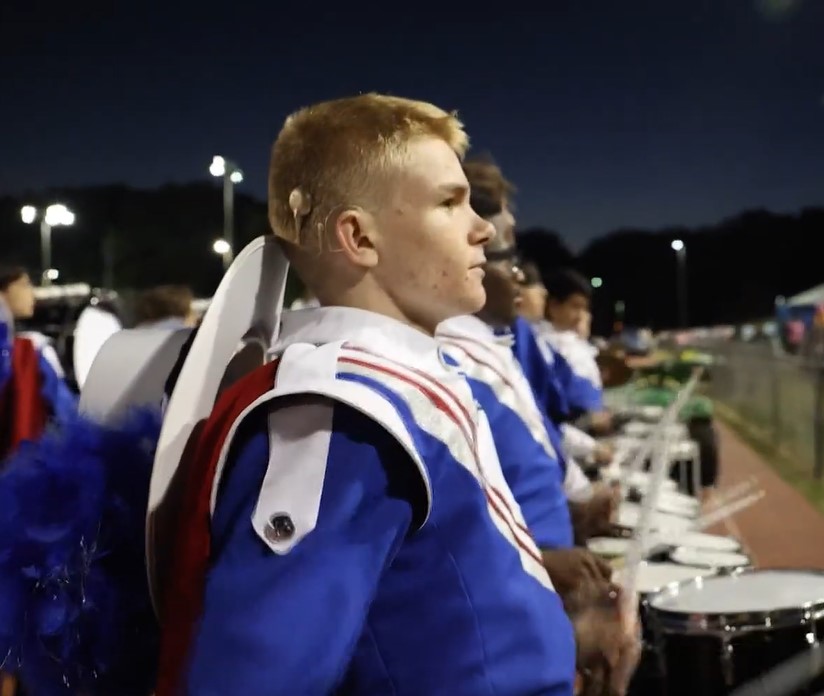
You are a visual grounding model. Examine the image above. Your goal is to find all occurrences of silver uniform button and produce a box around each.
[265,513,296,542]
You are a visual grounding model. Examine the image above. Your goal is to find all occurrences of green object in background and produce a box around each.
[631,386,715,421]
[602,349,716,421]
[678,349,714,366]
[604,377,714,422]
[631,384,714,420]
[636,354,713,385]
[680,395,713,420]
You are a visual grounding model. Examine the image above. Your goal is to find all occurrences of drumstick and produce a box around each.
[728,642,824,696]
[703,477,759,511]
[704,479,758,557]
[618,370,705,617]
[623,369,704,479]
[695,490,765,531]
[619,425,672,616]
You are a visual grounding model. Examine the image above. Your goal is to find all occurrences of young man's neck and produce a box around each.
[318,285,437,337]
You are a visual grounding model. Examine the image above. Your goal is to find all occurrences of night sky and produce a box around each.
[2,0,823,249]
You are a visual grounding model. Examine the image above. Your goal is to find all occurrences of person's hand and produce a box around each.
[593,442,614,466]
[573,587,642,696]
[570,484,621,542]
[590,410,614,434]
[591,482,621,530]
[541,547,612,615]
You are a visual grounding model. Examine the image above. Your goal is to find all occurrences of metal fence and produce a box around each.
[701,341,824,480]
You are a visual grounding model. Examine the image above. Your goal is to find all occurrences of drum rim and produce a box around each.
[669,546,751,569]
[647,567,824,634]
[666,531,741,552]
[587,536,631,557]
[631,563,720,603]
[622,423,688,434]
[654,498,700,519]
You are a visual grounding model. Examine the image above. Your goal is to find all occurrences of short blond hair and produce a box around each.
[268,93,469,250]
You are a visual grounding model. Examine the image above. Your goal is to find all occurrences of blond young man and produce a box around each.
[152,95,578,695]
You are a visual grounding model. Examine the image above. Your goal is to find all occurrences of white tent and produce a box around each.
[787,283,824,307]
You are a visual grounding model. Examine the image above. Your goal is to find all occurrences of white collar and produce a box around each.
[437,315,515,347]
[274,306,452,375]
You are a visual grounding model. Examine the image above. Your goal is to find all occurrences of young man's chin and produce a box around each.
[464,288,488,317]
[433,291,486,327]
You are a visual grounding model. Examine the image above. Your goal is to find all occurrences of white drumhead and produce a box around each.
[671,546,749,569]
[659,490,700,510]
[588,537,631,558]
[668,440,698,459]
[671,532,740,552]
[639,405,664,420]
[655,491,700,518]
[615,562,716,594]
[623,421,653,437]
[626,471,677,494]
[618,502,696,533]
[650,570,824,614]
[623,421,689,440]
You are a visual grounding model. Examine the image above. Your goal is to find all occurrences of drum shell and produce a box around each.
[647,569,824,696]
[650,618,824,696]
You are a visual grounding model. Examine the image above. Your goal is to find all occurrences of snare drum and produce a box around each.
[617,502,696,535]
[620,562,718,696]
[647,569,824,696]
[587,536,631,560]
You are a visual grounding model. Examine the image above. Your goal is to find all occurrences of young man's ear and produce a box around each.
[333,207,379,268]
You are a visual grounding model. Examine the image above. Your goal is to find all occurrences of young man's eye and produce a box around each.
[441,198,456,209]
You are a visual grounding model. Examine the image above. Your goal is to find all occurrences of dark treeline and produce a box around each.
[1,184,821,333]
[521,208,823,334]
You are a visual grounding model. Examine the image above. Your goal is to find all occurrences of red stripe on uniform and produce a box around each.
[350,347,537,543]
[339,353,540,564]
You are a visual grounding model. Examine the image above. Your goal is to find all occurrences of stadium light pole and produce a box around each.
[672,239,688,328]
[21,203,76,286]
[209,156,243,265]
[212,238,232,271]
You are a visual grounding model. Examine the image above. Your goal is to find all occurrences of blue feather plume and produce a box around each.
[0,408,162,695]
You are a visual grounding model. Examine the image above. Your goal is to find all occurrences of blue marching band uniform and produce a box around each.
[0,236,609,695]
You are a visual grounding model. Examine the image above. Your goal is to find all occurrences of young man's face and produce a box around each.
[479,205,523,326]
[577,309,592,339]
[548,292,589,332]
[2,274,35,319]
[371,136,493,332]
[519,282,547,323]
[481,258,523,326]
